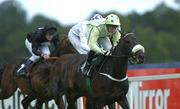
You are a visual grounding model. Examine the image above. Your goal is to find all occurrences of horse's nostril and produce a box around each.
[139,54,145,59]
[137,55,145,64]
[138,55,143,59]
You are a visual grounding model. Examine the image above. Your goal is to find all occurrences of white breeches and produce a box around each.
[68,32,112,54]
[68,22,112,54]
[68,31,90,54]
[25,39,50,62]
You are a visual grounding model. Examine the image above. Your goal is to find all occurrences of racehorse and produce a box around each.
[0,37,75,109]
[0,58,65,109]
[52,32,145,109]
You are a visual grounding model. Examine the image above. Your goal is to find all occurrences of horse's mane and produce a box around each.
[0,63,5,78]
[0,63,5,73]
[51,37,78,57]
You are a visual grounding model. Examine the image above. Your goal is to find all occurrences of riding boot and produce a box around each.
[16,59,34,76]
[82,51,96,77]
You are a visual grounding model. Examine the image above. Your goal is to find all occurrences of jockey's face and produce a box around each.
[106,25,118,33]
[45,34,54,41]
[45,29,57,41]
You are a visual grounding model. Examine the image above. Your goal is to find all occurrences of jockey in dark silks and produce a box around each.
[16,26,59,76]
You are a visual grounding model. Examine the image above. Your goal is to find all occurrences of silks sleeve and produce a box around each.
[88,27,104,54]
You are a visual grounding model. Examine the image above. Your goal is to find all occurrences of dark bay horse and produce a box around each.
[0,37,76,109]
[0,58,65,109]
[52,32,145,109]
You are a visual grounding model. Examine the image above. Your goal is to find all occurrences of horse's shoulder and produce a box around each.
[73,54,87,60]
[57,54,87,65]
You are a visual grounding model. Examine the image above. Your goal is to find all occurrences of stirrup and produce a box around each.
[16,69,28,76]
[82,65,92,77]
[16,64,28,76]
[17,64,25,73]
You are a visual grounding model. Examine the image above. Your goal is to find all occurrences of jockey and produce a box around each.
[68,13,121,77]
[16,26,59,76]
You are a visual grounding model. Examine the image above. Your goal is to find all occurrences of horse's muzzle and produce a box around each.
[135,50,145,64]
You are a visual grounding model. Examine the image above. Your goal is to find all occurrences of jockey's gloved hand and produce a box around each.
[41,54,50,59]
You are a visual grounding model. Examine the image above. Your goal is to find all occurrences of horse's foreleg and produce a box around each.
[108,103,116,109]
[54,94,66,109]
[86,99,93,109]
[66,94,77,109]
[86,98,97,109]
[35,99,44,109]
[86,99,104,109]
[22,95,36,109]
[117,96,130,109]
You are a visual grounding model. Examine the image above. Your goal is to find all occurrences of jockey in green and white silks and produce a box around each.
[68,14,121,54]
[68,14,121,77]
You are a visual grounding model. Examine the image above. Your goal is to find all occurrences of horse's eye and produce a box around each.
[126,40,131,44]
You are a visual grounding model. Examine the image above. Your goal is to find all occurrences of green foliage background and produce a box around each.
[0,1,179,64]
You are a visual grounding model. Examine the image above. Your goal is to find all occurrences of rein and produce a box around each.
[93,54,129,82]
[109,54,130,58]
[98,54,129,70]
[45,57,60,60]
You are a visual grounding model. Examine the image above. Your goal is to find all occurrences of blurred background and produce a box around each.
[0,0,180,64]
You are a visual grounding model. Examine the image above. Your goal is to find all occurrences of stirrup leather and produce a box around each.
[81,62,91,76]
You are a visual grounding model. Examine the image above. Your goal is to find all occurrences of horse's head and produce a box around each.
[112,32,145,64]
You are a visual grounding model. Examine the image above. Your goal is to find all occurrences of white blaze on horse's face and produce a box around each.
[132,44,145,53]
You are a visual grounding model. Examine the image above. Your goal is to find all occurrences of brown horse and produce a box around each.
[52,32,145,109]
[0,37,75,109]
[0,58,62,108]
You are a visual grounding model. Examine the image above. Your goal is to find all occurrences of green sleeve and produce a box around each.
[88,27,104,54]
[112,31,121,47]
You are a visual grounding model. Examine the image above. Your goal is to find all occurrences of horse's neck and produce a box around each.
[51,48,61,57]
[51,38,78,57]
[101,56,128,79]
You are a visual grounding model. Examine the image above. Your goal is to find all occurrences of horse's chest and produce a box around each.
[93,79,129,97]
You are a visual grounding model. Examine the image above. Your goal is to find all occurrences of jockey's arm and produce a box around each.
[32,42,42,56]
[88,27,104,54]
[31,35,42,56]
